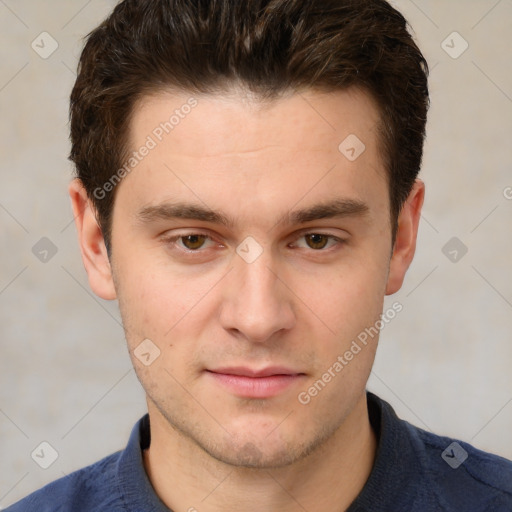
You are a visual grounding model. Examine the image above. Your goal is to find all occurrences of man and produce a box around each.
[6,0,512,510]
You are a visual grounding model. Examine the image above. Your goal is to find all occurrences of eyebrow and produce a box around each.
[136,198,369,229]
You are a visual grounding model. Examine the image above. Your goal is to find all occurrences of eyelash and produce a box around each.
[162,231,345,256]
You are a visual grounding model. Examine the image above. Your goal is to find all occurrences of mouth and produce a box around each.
[205,366,307,398]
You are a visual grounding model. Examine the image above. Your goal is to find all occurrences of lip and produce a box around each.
[205,366,306,398]
[209,366,302,377]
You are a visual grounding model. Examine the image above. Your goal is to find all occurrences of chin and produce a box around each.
[200,421,333,470]
[205,438,301,469]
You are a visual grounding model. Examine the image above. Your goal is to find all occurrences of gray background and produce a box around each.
[1,0,511,507]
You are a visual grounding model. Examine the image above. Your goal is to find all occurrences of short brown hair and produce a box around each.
[69,0,429,252]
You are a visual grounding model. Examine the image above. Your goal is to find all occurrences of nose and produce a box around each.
[218,246,296,343]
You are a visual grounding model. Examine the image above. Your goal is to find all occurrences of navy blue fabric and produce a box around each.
[6,392,512,511]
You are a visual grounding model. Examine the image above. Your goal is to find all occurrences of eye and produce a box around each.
[162,231,344,255]
[292,233,343,251]
[165,233,217,252]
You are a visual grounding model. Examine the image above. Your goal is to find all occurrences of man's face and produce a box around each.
[105,87,402,467]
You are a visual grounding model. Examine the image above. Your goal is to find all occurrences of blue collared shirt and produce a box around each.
[5,392,512,511]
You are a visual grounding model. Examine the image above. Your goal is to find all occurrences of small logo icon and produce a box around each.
[32,237,58,263]
[236,236,264,264]
[338,134,366,162]
[31,32,59,59]
[442,237,468,263]
[441,32,469,59]
[442,441,468,469]
[31,441,59,469]
[134,338,161,366]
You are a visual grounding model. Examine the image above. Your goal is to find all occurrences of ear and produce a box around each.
[68,179,117,300]
[385,179,425,295]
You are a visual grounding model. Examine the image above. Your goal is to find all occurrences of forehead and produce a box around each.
[116,86,389,231]
[129,86,382,157]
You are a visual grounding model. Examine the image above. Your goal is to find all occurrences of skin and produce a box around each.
[70,86,424,511]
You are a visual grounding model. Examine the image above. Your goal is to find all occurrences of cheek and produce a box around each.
[297,255,388,338]
[114,258,172,346]
[116,255,222,347]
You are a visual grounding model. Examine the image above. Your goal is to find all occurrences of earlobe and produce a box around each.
[385,179,425,295]
[68,179,117,300]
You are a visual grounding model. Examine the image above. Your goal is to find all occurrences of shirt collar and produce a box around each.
[347,391,426,511]
[116,413,172,511]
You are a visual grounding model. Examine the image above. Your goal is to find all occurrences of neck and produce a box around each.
[143,393,377,512]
